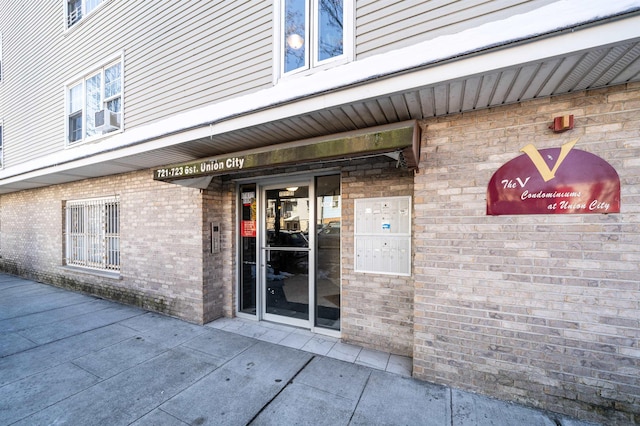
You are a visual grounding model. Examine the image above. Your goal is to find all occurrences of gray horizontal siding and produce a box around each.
[125,1,273,126]
[356,0,557,58]
[0,0,563,169]
[0,0,67,168]
[0,0,274,168]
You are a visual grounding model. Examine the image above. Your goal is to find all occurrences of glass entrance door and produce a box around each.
[239,175,341,331]
[262,183,311,327]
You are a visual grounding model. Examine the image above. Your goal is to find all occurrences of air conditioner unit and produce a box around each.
[95,110,120,132]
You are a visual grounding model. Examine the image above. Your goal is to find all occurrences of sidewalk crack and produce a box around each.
[245,355,316,425]
[347,371,372,425]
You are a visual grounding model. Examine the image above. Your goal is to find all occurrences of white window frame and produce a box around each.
[65,0,106,29]
[274,0,354,81]
[65,196,120,273]
[65,53,124,146]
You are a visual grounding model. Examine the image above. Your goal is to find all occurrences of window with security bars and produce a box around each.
[65,197,120,272]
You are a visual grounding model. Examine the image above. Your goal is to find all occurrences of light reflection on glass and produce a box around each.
[283,0,344,73]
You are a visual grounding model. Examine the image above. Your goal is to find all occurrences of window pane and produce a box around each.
[104,63,121,99]
[105,201,120,269]
[69,84,82,113]
[69,204,85,264]
[69,84,83,142]
[106,63,121,116]
[86,0,101,14]
[86,203,104,266]
[68,0,82,26]
[85,73,101,137]
[318,0,343,62]
[284,0,306,73]
[107,97,121,114]
[69,113,82,143]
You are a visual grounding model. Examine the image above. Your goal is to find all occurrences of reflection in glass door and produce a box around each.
[239,184,257,315]
[263,184,311,327]
[239,175,341,332]
[315,175,341,330]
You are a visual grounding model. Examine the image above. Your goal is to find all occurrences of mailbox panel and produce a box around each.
[354,196,411,276]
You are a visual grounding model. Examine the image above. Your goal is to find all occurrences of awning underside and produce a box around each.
[153,121,421,188]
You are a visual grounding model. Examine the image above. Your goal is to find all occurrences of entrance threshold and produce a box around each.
[207,317,412,377]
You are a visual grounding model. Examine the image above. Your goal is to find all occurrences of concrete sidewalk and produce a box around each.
[0,273,598,425]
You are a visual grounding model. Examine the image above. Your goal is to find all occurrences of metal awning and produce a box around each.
[153,121,421,187]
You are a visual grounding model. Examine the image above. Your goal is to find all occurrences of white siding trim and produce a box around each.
[272,0,282,82]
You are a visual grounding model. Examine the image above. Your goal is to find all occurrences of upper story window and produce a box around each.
[281,0,352,77]
[67,60,122,145]
[67,0,103,28]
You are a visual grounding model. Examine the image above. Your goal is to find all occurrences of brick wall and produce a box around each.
[202,177,224,323]
[0,170,209,324]
[412,83,640,424]
[220,179,238,318]
[189,175,237,321]
[342,158,415,356]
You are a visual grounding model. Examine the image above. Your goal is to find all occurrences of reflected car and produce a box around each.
[318,221,340,249]
[267,230,309,248]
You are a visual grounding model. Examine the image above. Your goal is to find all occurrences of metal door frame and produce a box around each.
[258,177,315,329]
